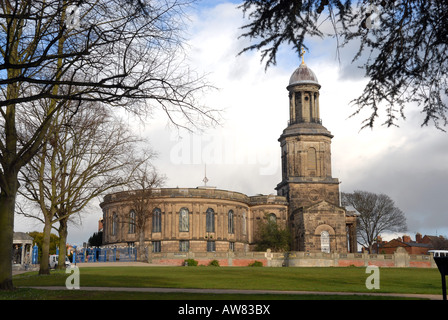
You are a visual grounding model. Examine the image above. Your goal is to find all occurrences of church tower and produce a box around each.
[276,50,357,253]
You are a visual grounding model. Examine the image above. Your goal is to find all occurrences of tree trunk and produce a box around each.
[0,190,17,290]
[138,230,145,262]
[57,218,68,270]
[39,221,52,275]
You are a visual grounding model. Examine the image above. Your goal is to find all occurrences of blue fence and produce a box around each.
[29,245,138,265]
[72,247,137,263]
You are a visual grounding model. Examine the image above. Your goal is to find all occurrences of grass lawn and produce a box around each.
[4,266,443,300]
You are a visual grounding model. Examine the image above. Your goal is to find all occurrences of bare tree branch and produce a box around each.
[342,190,407,253]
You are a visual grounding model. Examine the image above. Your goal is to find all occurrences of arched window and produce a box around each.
[321,231,330,253]
[206,208,215,232]
[179,208,189,232]
[152,208,161,233]
[228,210,234,234]
[112,213,118,236]
[128,210,135,234]
[268,213,277,224]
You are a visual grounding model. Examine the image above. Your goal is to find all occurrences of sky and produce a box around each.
[14,0,448,247]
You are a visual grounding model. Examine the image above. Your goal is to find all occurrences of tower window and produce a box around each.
[295,92,302,122]
[307,147,317,171]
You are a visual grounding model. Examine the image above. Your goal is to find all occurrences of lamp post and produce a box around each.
[429,250,448,301]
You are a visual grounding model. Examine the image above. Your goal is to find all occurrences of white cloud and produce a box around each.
[15,0,448,245]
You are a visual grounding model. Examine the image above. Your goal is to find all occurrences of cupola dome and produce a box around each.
[289,63,319,87]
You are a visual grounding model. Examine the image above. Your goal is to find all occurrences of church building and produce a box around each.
[100,53,357,254]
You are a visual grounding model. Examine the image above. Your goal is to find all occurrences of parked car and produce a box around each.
[49,255,71,269]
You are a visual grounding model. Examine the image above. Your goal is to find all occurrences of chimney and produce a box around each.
[402,235,411,243]
[416,233,422,243]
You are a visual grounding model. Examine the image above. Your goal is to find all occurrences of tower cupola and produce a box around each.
[287,48,321,125]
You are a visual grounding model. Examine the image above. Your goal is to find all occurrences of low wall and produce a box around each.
[273,251,434,268]
[149,251,268,266]
[148,249,437,268]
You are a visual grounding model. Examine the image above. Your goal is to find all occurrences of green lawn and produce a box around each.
[5,266,443,300]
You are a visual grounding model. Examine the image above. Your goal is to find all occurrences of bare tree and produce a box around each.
[1,0,218,289]
[341,190,407,253]
[125,161,165,262]
[18,100,150,274]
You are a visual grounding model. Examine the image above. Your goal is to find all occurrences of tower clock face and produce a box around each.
[309,189,321,202]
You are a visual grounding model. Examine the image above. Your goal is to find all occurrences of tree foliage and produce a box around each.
[238,0,448,130]
[255,214,291,252]
[28,231,59,261]
[88,231,103,247]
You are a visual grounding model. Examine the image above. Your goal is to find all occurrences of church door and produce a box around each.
[321,231,330,253]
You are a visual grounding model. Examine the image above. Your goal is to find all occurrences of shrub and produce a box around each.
[208,259,220,267]
[183,259,198,266]
[248,260,263,267]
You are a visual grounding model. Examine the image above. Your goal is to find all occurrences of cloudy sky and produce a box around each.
[15,0,448,246]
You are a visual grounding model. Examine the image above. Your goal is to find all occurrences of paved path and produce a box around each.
[21,286,442,300]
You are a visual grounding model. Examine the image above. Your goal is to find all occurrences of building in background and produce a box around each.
[100,56,357,254]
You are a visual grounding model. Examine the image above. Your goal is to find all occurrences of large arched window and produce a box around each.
[128,210,136,234]
[228,210,234,234]
[321,231,330,253]
[206,208,215,232]
[152,208,161,233]
[179,208,189,232]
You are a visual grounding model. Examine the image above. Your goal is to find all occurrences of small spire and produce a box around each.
[301,46,306,65]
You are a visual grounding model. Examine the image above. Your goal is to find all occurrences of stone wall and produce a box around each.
[148,248,437,268]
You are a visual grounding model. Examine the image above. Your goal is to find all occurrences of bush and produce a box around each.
[183,259,198,266]
[248,260,263,267]
[208,259,220,267]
